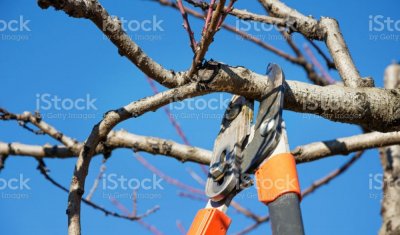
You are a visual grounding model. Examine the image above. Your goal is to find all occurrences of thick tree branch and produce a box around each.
[36,1,400,131]
[0,108,211,164]
[0,108,79,152]
[379,62,400,235]
[33,2,400,233]
[293,131,400,163]
[284,81,400,132]
[0,131,212,163]
[6,129,400,166]
[109,130,211,164]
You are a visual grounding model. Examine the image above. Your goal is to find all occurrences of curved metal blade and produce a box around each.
[205,96,253,202]
[240,64,285,174]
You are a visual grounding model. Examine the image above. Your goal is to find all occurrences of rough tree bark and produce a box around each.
[379,62,400,235]
[0,0,396,234]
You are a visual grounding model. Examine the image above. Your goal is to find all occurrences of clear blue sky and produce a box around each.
[0,0,399,234]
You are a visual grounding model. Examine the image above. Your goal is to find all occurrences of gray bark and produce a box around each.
[379,63,400,235]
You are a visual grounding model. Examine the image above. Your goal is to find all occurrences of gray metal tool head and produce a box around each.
[205,96,253,202]
[205,64,285,202]
[240,64,285,174]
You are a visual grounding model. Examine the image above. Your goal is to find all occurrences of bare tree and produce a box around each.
[1,0,399,234]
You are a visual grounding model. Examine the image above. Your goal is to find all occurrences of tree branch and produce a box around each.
[157,0,330,86]
[293,131,400,163]
[35,159,158,222]
[183,0,286,26]
[63,82,208,235]
[0,108,79,152]
[36,1,400,131]
[187,0,226,77]
[176,0,198,52]
[259,0,372,88]
[301,151,364,197]
[6,129,400,167]
[303,43,335,84]
[379,62,400,235]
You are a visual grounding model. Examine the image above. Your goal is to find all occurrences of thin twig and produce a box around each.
[137,220,164,235]
[109,197,163,235]
[305,37,336,69]
[145,77,208,174]
[85,163,107,201]
[176,220,186,235]
[132,189,138,216]
[303,43,335,84]
[203,0,216,33]
[301,151,364,197]
[135,153,204,194]
[186,167,206,185]
[230,201,263,222]
[188,0,226,77]
[176,0,198,52]
[35,159,157,221]
[216,0,236,29]
[156,0,330,86]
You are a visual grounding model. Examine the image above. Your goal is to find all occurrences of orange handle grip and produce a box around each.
[187,208,231,235]
[255,153,301,204]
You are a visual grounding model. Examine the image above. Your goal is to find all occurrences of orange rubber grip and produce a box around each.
[187,208,231,235]
[255,153,301,204]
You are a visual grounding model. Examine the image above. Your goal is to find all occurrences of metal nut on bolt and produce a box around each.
[209,151,227,181]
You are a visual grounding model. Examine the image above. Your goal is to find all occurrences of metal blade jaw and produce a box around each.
[240,64,285,174]
[205,96,253,202]
[205,64,285,202]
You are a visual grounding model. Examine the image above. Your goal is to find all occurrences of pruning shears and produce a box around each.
[187,64,305,235]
